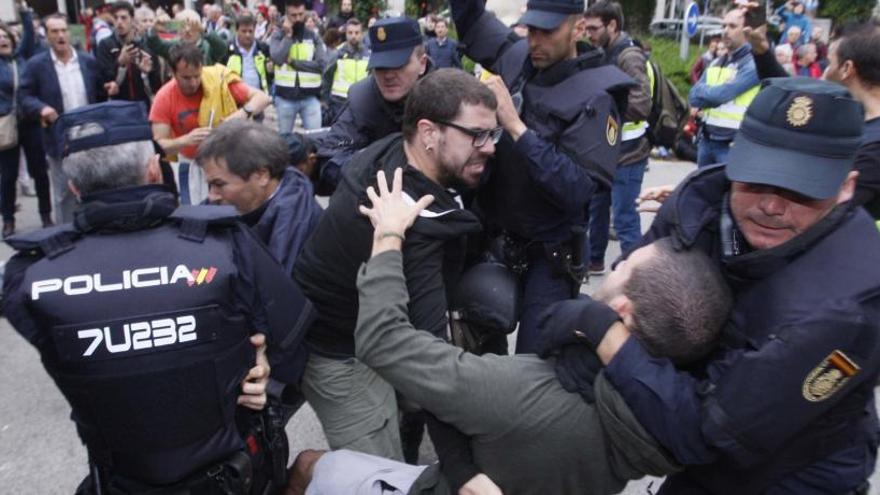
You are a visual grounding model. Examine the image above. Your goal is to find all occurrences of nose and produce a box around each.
[479,138,496,156]
[758,193,787,216]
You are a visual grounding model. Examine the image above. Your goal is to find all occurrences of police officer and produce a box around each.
[449,0,634,353]
[3,101,313,494]
[270,0,325,132]
[313,17,428,195]
[226,14,274,94]
[575,78,880,493]
[321,18,370,126]
[690,7,760,168]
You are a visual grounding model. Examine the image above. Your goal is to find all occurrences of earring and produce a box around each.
[425,145,433,152]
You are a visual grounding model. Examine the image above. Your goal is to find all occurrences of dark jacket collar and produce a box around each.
[74,184,177,233]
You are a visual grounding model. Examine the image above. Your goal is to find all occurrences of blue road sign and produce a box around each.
[685,2,700,38]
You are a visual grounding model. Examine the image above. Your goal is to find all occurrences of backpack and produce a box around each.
[645,58,690,148]
[607,38,690,149]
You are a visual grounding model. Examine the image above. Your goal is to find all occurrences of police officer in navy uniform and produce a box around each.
[449,0,635,353]
[562,78,880,493]
[3,101,313,494]
[313,17,429,195]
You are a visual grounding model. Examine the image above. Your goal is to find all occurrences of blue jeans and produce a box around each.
[276,95,322,133]
[588,158,649,261]
[697,136,731,168]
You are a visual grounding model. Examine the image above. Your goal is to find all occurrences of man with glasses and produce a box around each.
[449,0,635,354]
[292,69,498,490]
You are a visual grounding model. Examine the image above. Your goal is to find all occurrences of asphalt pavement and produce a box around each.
[1,157,878,494]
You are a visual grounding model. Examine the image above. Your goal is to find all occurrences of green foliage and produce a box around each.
[818,0,876,25]
[324,0,387,20]
[642,36,701,97]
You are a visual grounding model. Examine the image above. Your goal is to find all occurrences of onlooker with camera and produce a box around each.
[776,0,811,45]
[97,1,161,108]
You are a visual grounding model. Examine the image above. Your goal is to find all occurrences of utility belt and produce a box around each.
[494,227,588,297]
[80,401,289,495]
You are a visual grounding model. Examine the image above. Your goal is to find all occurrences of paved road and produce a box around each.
[1,158,877,494]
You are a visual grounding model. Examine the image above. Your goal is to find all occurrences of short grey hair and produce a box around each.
[63,140,155,195]
[195,120,288,180]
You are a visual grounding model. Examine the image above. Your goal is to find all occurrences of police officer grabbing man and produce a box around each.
[574,78,880,493]
[449,0,635,352]
[3,101,313,494]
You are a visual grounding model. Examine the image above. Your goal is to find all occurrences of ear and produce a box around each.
[841,59,857,83]
[573,16,587,40]
[67,179,81,199]
[836,170,859,205]
[255,167,272,186]
[607,294,635,329]
[418,52,428,76]
[416,118,439,146]
[146,153,162,184]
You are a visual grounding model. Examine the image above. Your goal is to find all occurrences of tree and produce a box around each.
[324,0,387,21]
[619,0,656,34]
[818,0,875,26]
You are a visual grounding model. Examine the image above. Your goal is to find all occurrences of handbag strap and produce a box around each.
[9,60,17,112]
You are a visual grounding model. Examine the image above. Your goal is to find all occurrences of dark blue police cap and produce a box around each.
[368,17,423,70]
[519,0,585,31]
[726,77,864,200]
[56,101,152,157]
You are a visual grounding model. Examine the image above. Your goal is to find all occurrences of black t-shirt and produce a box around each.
[854,117,880,219]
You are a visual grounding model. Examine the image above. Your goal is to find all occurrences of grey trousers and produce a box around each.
[301,353,404,461]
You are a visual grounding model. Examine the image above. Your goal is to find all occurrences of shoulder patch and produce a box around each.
[802,350,860,402]
[606,116,619,146]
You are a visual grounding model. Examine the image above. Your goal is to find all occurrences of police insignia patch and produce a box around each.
[786,96,813,127]
[802,350,860,402]
[377,27,387,42]
[606,116,619,146]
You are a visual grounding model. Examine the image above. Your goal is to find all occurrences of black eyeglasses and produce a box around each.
[435,120,504,148]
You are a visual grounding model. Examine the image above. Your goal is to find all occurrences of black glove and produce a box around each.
[535,295,621,358]
[554,345,603,403]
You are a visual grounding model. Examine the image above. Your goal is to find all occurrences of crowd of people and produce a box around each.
[1,0,880,494]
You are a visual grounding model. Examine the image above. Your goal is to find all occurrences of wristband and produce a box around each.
[378,232,405,242]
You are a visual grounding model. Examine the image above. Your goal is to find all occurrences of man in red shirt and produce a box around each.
[150,43,270,204]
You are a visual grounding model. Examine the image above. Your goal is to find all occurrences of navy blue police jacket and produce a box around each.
[2,185,313,486]
[605,165,880,494]
[450,0,635,243]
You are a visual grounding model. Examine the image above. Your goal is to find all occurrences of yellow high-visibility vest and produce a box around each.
[331,57,369,99]
[226,51,269,91]
[275,40,322,89]
[622,60,654,142]
[702,65,760,130]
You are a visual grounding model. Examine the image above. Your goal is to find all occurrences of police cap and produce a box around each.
[519,0,585,31]
[726,77,864,200]
[367,17,423,70]
[56,101,152,157]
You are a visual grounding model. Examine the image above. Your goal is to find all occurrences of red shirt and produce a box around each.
[149,79,250,159]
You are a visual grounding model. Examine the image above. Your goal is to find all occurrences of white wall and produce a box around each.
[486,0,526,26]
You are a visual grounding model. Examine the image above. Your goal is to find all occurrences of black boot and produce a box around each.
[41,212,54,228]
[3,220,14,238]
